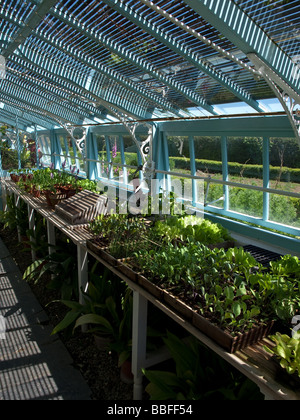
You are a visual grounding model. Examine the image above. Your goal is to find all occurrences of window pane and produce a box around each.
[269,193,299,227]
[227,136,263,217]
[268,137,300,228]
[167,135,189,173]
[38,135,51,166]
[123,135,139,181]
[194,136,223,208]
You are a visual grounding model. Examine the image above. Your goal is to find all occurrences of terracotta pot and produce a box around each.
[32,187,41,198]
[120,360,134,385]
[44,189,67,207]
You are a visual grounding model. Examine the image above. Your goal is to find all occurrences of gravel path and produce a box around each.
[0,227,134,400]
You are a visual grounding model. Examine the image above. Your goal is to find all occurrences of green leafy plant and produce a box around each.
[143,331,262,400]
[17,167,97,195]
[0,193,28,235]
[133,243,299,335]
[154,215,232,245]
[264,332,300,377]
[51,267,127,336]
[89,214,156,259]
[74,288,133,366]
[23,236,79,300]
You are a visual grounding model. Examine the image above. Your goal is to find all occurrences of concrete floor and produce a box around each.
[0,238,91,400]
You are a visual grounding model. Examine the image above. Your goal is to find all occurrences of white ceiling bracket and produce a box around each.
[248,53,300,146]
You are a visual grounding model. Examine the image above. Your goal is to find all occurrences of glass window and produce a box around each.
[194,136,223,209]
[38,135,51,166]
[269,137,300,227]
[227,136,264,218]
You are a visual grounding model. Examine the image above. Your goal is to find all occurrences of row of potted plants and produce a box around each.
[10,166,97,207]
[85,213,300,358]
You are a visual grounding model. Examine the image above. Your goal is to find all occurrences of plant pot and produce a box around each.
[86,239,117,267]
[162,289,194,321]
[120,360,134,385]
[66,189,77,199]
[10,174,20,183]
[32,187,41,198]
[58,185,77,199]
[44,190,66,208]
[192,311,275,353]
[136,273,164,299]
[116,258,137,282]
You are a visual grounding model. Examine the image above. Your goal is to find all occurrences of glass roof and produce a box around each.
[0,0,299,129]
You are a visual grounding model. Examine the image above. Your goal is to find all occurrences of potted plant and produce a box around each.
[23,235,79,301]
[73,288,134,383]
[130,243,299,353]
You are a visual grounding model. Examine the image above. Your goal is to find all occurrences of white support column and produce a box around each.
[27,204,36,262]
[77,244,89,333]
[131,291,148,400]
[77,244,88,304]
[46,219,56,256]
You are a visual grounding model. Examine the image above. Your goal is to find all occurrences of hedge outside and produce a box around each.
[169,156,300,183]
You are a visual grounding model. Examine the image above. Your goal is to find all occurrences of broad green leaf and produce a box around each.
[51,310,80,335]
[74,314,114,335]
[225,286,234,301]
[232,302,241,318]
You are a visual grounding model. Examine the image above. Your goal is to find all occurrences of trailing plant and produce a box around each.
[143,331,262,400]
[264,332,300,378]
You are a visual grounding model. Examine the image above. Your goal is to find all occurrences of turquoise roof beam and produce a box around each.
[0,82,77,127]
[0,112,28,131]
[0,74,85,125]
[1,0,58,59]
[183,0,300,95]
[0,96,57,129]
[102,0,264,113]
[50,7,216,115]
[5,68,97,123]
[0,11,181,120]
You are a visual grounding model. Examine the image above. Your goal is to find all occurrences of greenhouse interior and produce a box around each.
[0,0,299,402]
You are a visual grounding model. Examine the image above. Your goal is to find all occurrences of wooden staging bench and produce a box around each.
[2,179,300,401]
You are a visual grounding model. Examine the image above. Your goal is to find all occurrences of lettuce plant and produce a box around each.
[264,332,300,377]
[154,215,232,245]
